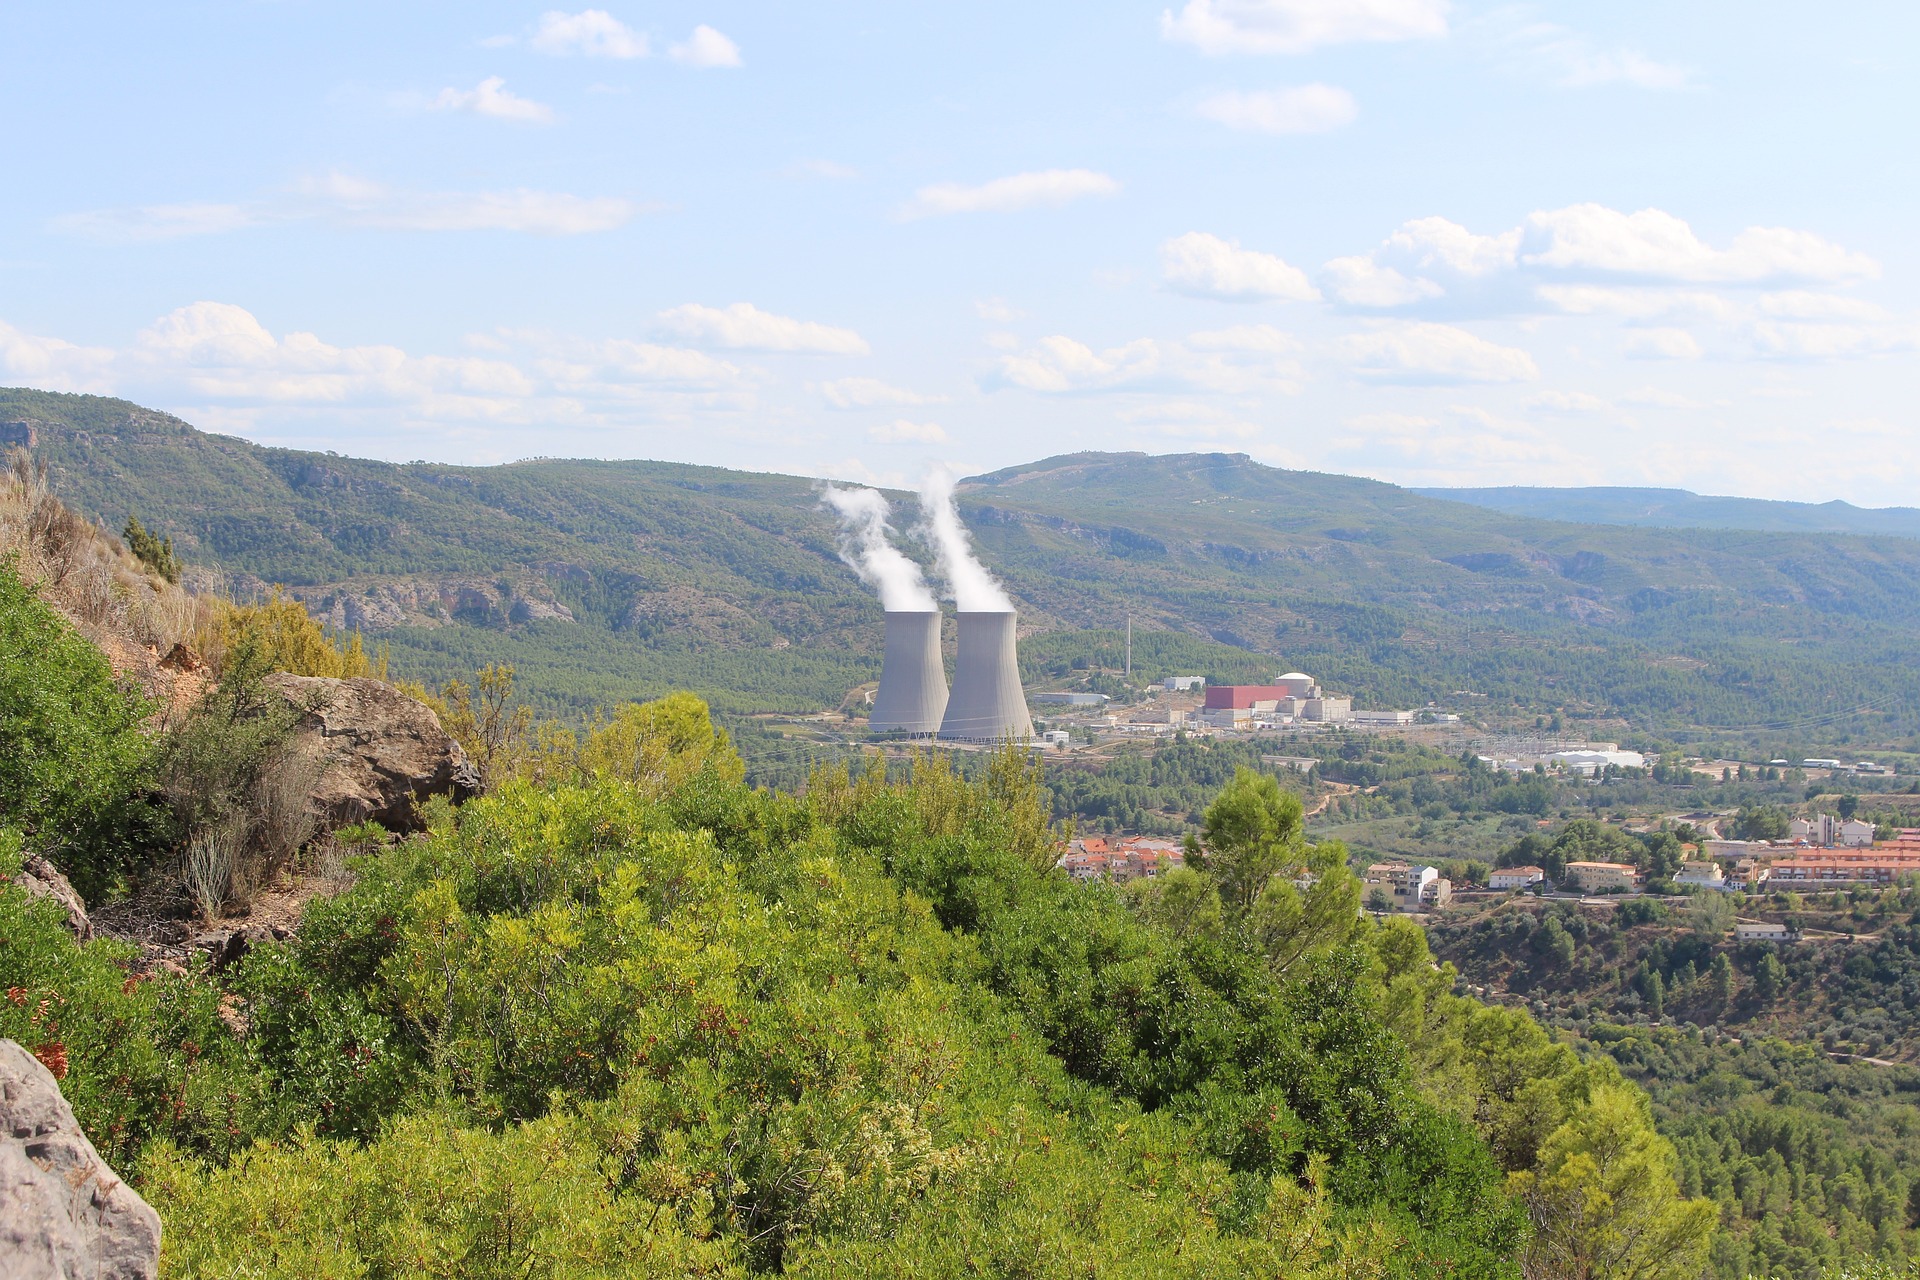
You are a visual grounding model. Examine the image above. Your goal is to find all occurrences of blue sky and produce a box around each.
[2,1,1915,502]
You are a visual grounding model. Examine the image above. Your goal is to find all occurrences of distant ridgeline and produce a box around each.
[8,384,1920,744]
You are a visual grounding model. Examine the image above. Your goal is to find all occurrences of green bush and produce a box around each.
[0,562,167,897]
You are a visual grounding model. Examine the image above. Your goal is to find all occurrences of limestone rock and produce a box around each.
[0,1039,161,1280]
[264,674,480,832]
[14,857,90,942]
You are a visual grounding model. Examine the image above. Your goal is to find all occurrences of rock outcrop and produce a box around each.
[13,857,90,941]
[0,1039,161,1280]
[264,674,480,833]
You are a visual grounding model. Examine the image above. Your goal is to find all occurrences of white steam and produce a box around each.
[919,466,1013,612]
[821,484,937,612]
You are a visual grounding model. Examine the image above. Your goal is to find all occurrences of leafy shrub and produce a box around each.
[0,562,168,896]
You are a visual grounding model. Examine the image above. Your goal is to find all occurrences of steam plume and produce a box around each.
[919,466,1013,612]
[821,485,937,611]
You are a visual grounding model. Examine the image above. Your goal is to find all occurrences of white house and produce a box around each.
[1841,819,1876,847]
[1490,866,1545,891]
[1734,921,1799,943]
[1674,860,1730,891]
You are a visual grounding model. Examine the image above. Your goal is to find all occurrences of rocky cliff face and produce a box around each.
[264,673,480,831]
[0,1039,161,1280]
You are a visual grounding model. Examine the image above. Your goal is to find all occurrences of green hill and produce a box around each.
[7,386,1920,747]
[1421,484,1920,541]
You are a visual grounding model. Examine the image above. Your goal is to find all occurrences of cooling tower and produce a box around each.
[869,610,948,736]
[937,610,1034,743]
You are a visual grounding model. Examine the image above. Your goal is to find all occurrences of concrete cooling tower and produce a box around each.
[869,610,948,736]
[937,610,1034,743]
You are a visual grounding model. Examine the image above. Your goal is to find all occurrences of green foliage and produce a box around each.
[0,561,165,896]
[1599,1027,1920,1279]
[122,514,180,583]
[0,836,259,1169]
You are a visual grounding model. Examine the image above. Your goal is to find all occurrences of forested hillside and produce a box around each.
[11,386,1920,744]
[1425,485,1920,541]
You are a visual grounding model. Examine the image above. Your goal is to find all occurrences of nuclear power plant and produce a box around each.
[868,610,948,736]
[936,610,1034,743]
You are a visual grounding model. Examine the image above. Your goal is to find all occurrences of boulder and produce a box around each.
[13,858,90,942]
[264,674,480,833]
[0,1039,161,1280]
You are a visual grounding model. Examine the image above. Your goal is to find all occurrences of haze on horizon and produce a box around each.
[0,1,1914,504]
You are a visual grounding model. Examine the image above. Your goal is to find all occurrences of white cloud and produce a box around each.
[0,322,116,393]
[1758,291,1892,322]
[1120,402,1261,440]
[1527,389,1608,413]
[1623,328,1703,360]
[430,77,555,123]
[657,302,870,355]
[355,188,636,234]
[1162,0,1449,55]
[1520,205,1879,284]
[997,335,1162,392]
[1194,84,1357,134]
[53,174,640,240]
[1750,321,1918,361]
[1337,322,1539,382]
[974,298,1024,323]
[670,25,741,68]
[822,377,939,409]
[1162,232,1319,301]
[1621,387,1706,409]
[993,325,1301,395]
[1322,256,1445,307]
[869,419,948,444]
[1381,217,1520,277]
[532,9,649,58]
[899,169,1120,219]
[1493,18,1691,90]
[48,203,259,243]
[0,304,756,443]
[1329,406,1579,484]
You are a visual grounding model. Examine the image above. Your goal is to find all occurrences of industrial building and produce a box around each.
[868,610,948,736]
[937,610,1035,743]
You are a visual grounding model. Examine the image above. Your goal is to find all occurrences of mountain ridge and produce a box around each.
[7,386,1919,744]
[1421,484,1920,540]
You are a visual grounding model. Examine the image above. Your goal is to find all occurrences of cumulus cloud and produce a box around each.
[1321,257,1445,307]
[670,25,741,67]
[0,304,757,446]
[1490,16,1691,89]
[532,9,649,58]
[1328,406,1580,484]
[657,302,870,355]
[1194,84,1357,134]
[1519,205,1879,284]
[1320,205,1881,327]
[1120,401,1262,440]
[993,324,1301,395]
[1161,232,1319,301]
[1337,322,1539,383]
[899,169,1120,219]
[430,77,555,123]
[0,322,116,393]
[1527,389,1609,413]
[1162,0,1449,55]
[822,377,939,409]
[1623,328,1703,360]
[869,419,948,444]
[53,174,641,240]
